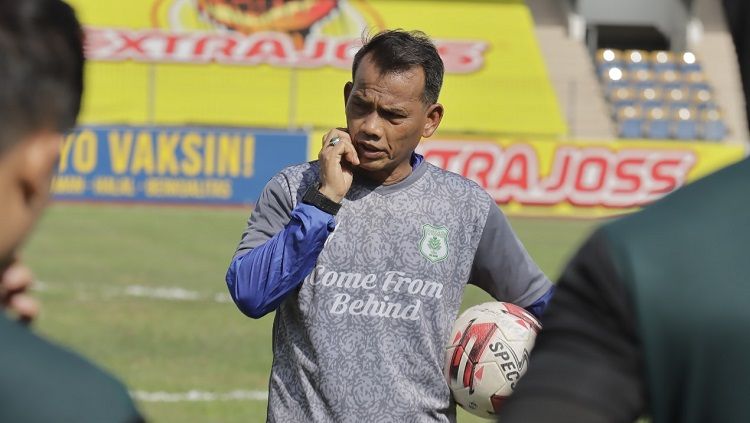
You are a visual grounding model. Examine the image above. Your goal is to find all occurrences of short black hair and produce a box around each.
[0,0,84,153]
[352,29,444,105]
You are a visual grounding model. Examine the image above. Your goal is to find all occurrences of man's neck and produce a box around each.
[354,153,424,186]
[355,167,409,186]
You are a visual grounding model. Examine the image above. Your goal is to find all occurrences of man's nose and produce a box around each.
[360,112,384,139]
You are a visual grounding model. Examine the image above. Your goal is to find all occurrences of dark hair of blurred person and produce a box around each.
[0,1,144,421]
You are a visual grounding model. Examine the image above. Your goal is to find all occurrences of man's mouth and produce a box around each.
[356,143,387,160]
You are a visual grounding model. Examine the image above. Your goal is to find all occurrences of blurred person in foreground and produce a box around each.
[225,29,554,422]
[0,0,143,421]
[497,157,750,423]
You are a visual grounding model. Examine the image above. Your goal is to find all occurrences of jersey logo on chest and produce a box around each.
[419,224,449,263]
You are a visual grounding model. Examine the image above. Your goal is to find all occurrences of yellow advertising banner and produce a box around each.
[68,0,565,137]
[292,136,746,217]
[417,138,746,217]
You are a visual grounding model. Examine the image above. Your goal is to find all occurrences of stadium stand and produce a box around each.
[527,0,748,142]
[597,47,728,140]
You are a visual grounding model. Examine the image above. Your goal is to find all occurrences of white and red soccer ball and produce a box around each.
[444,302,542,418]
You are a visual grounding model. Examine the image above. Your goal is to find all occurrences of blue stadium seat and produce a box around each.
[596,49,624,70]
[688,81,711,91]
[679,52,702,73]
[619,121,643,138]
[639,87,664,110]
[631,69,655,90]
[641,102,666,115]
[703,121,727,140]
[650,51,677,72]
[616,105,644,138]
[624,49,650,71]
[696,101,718,111]
[683,71,710,91]
[597,62,620,74]
[701,109,727,140]
[645,107,670,138]
[690,88,716,110]
[666,87,691,110]
[657,70,684,91]
[601,67,629,88]
[610,86,637,108]
[672,108,699,140]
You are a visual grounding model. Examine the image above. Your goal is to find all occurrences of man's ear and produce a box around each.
[343,81,353,107]
[18,132,62,208]
[422,103,444,138]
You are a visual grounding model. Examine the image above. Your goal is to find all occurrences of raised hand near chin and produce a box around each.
[318,128,360,203]
[0,256,39,324]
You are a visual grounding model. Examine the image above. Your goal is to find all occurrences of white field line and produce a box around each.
[32,280,52,292]
[33,281,268,403]
[131,389,267,402]
[34,281,234,304]
[123,285,234,304]
[124,285,202,301]
[33,284,264,403]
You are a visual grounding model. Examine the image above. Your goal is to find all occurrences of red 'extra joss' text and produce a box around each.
[84,27,487,73]
[419,141,697,208]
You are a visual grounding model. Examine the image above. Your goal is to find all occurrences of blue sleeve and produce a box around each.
[524,286,555,320]
[225,203,335,319]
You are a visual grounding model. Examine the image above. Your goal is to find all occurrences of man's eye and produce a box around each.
[347,103,365,116]
[350,101,368,112]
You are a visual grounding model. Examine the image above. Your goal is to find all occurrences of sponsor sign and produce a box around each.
[418,138,746,217]
[53,126,307,205]
[69,0,564,136]
[86,27,486,73]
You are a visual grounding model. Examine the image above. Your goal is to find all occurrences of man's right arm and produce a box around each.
[227,129,357,318]
[225,176,335,319]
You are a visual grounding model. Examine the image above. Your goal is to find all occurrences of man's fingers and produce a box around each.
[1,260,39,323]
[341,140,360,166]
[322,129,348,147]
[0,262,34,297]
[318,128,356,202]
[321,131,333,147]
[7,293,39,323]
[324,137,359,166]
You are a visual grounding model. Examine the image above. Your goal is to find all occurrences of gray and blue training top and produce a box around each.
[226,154,552,423]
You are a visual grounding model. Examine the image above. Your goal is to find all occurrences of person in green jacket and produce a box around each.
[497,157,750,423]
[0,1,144,421]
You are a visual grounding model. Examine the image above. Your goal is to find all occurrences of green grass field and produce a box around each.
[23,203,602,423]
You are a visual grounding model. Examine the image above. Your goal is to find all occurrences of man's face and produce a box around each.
[344,53,443,184]
[0,132,61,265]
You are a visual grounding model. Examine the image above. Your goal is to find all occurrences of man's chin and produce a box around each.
[356,159,377,169]
[354,160,389,179]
